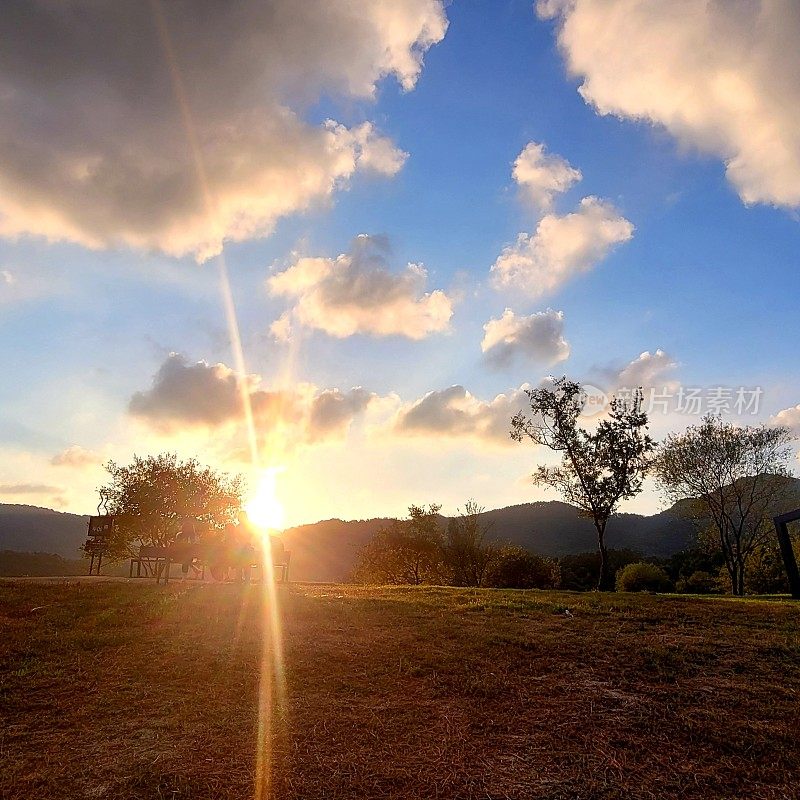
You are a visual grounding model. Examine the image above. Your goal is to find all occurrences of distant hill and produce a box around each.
[280,502,696,582]
[0,504,88,558]
[5,477,799,582]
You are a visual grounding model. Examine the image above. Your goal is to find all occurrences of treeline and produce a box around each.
[0,550,85,577]
[0,550,128,577]
[352,503,559,589]
[351,504,798,595]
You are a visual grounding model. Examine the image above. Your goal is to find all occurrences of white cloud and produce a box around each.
[269,234,453,339]
[491,197,633,295]
[610,349,679,391]
[394,384,531,445]
[0,0,447,260]
[538,0,800,210]
[513,141,582,210]
[771,405,800,434]
[481,308,570,367]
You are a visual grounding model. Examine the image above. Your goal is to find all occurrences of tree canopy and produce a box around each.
[96,453,243,559]
[511,377,654,590]
[652,415,795,595]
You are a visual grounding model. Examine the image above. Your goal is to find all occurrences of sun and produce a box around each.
[245,467,286,531]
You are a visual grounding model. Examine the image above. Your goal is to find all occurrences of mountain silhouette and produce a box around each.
[4,478,799,582]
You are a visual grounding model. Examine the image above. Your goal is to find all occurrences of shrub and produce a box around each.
[615,562,673,593]
[676,570,719,594]
[484,546,559,589]
[559,549,642,591]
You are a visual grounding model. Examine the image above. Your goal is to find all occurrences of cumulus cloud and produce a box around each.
[538,0,800,210]
[481,308,570,367]
[491,197,633,295]
[0,0,447,259]
[50,446,101,468]
[129,354,255,428]
[610,349,679,391]
[308,388,375,439]
[394,385,531,445]
[269,234,453,339]
[130,353,375,443]
[513,142,582,210]
[770,405,800,434]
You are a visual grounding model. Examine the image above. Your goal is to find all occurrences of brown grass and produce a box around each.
[1,580,799,799]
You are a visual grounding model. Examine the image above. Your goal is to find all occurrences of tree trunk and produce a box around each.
[735,563,745,596]
[596,523,613,591]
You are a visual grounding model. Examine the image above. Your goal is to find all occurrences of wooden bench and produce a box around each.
[130,541,290,584]
[128,544,169,578]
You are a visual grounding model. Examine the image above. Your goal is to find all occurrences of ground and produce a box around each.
[1,580,799,799]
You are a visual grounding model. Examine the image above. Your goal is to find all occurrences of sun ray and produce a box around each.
[150,3,287,795]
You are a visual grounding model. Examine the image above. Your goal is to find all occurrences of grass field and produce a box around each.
[1,580,799,799]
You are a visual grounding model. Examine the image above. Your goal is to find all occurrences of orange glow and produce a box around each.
[245,468,286,532]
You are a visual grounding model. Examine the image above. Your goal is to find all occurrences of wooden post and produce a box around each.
[773,510,800,599]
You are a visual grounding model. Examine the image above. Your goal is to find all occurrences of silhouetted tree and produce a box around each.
[484,545,560,589]
[95,453,243,560]
[352,504,444,585]
[443,500,496,586]
[653,416,795,595]
[511,377,654,590]
[559,549,642,592]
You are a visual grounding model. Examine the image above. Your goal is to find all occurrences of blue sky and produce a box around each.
[1,0,799,525]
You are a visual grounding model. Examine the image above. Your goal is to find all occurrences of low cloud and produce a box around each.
[0,0,447,259]
[482,308,570,368]
[129,354,253,428]
[513,142,582,211]
[50,446,101,468]
[538,0,800,210]
[491,197,633,296]
[269,234,453,339]
[612,349,679,391]
[0,483,60,496]
[130,353,375,444]
[394,384,531,445]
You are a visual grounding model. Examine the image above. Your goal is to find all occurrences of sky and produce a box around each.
[2,0,800,526]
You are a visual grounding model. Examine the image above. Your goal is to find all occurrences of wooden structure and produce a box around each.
[772,509,800,599]
[85,515,115,575]
[128,544,172,578]
[129,539,290,585]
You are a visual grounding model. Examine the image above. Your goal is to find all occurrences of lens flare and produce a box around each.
[150,3,288,795]
[246,468,286,532]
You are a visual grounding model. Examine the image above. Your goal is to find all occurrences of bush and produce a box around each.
[559,549,642,591]
[615,562,673,593]
[484,546,559,589]
[676,570,719,594]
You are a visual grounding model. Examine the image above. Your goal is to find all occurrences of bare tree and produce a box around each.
[652,415,794,595]
[511,377,654,590]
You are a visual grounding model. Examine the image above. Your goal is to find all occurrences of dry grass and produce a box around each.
[1,580,799,799]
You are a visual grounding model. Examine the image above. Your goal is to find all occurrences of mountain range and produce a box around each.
[0,500,697,582]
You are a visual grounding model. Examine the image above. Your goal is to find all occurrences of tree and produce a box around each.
[442,500,496,586]
[95,453,243,560]
[652,415,795,596]
[352,504,444,585]
[615,562,672,593]
[511,377,654,590]
[484,546,560,589]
